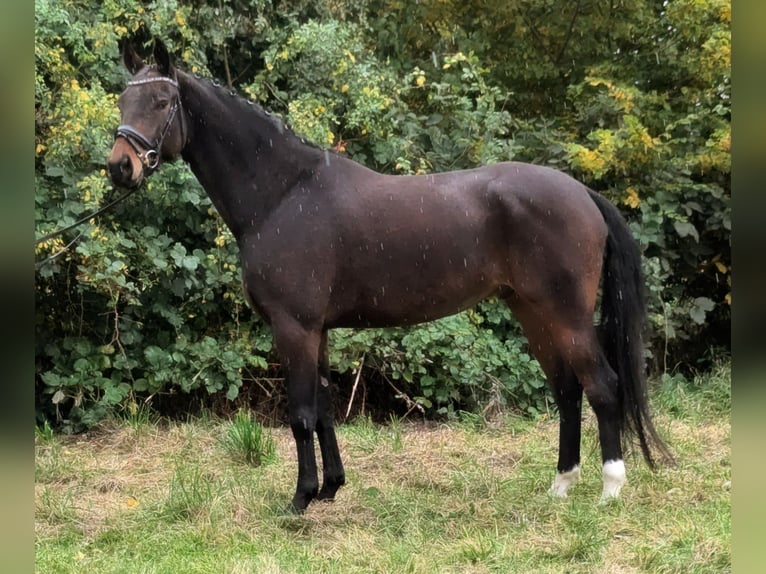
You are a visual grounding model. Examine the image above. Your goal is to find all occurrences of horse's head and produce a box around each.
[107,39,186,188]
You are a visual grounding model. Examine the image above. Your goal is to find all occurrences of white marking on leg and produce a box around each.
[600,459,626,502]
[549,465,581,498]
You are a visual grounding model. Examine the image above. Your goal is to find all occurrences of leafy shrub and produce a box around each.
[330,303,548,418]
[35,0,729,430]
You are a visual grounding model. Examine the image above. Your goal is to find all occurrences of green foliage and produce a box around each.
[655,360,731,420]
[35,420,55,445]
[35,0,729,429]
[330,305,547,417]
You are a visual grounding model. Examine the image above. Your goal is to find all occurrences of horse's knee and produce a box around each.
[290,407,317,439]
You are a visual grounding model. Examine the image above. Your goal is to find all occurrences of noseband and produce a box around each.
[114,76,183,172]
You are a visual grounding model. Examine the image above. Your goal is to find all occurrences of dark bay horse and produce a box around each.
[107,40,670,512]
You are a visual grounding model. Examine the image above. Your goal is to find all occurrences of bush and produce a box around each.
[35,0,729,430]
[330,302,548,418]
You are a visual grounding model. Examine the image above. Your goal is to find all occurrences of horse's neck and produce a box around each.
[178,72,322,239]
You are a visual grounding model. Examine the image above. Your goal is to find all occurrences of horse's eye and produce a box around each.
[156,98,169,109]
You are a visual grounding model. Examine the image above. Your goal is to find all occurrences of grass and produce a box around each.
[220,409,278,467]
[35,364,730,573]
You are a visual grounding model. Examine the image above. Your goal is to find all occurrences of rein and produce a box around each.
[114,76,183,172]
[34,184,142,269]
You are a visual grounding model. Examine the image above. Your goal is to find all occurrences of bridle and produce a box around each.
[114,75,184,173]
[36,75,185,268]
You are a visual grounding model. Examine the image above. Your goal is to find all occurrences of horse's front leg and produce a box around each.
[315,330,346,501]
[272,318,322,513]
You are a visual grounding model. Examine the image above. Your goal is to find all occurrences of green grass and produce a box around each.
[220,409,278,467]
[35,365,730,573]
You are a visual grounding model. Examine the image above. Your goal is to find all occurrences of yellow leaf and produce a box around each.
[623,187,641,209]
[714,261,728,274]
[725,293,731,305]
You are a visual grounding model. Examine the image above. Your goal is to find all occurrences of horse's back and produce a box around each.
[315,160,606,327]
[334,160,607,268]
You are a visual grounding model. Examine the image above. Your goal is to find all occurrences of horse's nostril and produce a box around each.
[107,161,119,182]
[120,155,132,178]
[107,154,134,185]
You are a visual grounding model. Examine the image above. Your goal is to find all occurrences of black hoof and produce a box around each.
[315,489,337,502]
[316,476,345,501]
[289,488,317,514]
[285,501,306,515]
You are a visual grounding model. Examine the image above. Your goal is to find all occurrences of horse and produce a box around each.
[107,39,670,513]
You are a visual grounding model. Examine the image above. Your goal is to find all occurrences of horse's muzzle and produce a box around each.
[107,152,142,189]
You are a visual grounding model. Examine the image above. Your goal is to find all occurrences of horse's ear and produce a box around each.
[153,39,175,78]
[121,39,144,75]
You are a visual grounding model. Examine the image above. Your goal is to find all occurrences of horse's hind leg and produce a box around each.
[507,293,626,501]
[315,330,346,501]
[551,323,626,501]
[550,362,584,497]
[506,294,583,497]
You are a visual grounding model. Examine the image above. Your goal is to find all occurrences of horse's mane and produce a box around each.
[181,69,336,156]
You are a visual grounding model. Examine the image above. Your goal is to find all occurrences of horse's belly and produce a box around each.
[325,264,501,328]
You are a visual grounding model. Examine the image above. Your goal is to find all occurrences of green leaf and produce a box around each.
[689,297,715,324]
[133,378,149,392]
[102,382,130,404]
[181,255,199,271]
[415,396,432,409]
[673,221,700,242]
[144,346,170,368]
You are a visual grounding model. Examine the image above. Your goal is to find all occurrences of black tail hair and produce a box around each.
[588,189,673,468]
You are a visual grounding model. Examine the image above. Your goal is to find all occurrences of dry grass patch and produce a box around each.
[36,370,730,574]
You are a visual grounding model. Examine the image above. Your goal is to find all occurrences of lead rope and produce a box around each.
[35,185,142,269]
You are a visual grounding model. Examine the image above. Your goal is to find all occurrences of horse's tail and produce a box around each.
[587,189,672,469]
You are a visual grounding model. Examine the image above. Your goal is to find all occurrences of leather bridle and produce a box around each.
[36,76,185,268]
[114,76,184,173]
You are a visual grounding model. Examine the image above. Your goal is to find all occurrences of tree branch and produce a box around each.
[555,0,584,66]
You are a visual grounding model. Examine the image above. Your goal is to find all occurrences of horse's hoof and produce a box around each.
[288,492,315,514]
[316,476,345,502]
[549,465,581,498]
[316,490,337,502]
[599,460,626,502]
